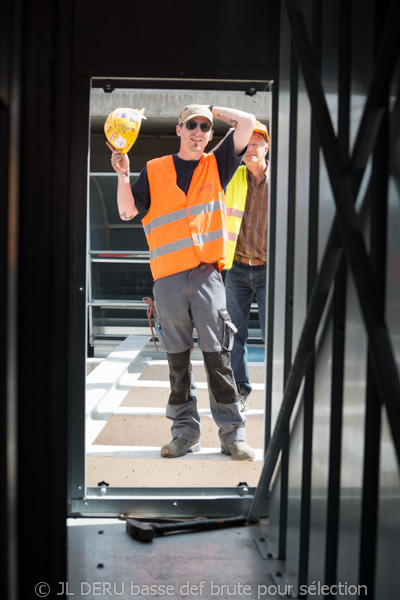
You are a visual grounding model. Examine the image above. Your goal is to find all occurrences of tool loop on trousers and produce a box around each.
[143,296,159,351]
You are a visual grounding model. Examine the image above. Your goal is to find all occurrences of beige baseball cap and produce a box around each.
[178,104,214,125]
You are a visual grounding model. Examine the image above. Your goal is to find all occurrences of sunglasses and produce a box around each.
[183,121,212,132]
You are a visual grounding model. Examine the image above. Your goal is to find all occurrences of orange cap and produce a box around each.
[253,120,269,145]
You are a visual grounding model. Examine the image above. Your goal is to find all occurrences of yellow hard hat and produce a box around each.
[104,107,146,153]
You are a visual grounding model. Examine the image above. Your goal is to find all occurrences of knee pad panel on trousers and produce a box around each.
[203,350,238,405]
[167,350,195,405]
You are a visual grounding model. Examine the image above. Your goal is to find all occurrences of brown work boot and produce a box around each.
[161,436,201,458]
[221,440,256,461]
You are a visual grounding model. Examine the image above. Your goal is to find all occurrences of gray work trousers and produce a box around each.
[153,263,246,444]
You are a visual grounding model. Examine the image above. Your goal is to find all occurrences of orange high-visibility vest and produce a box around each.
[143,154,228,281]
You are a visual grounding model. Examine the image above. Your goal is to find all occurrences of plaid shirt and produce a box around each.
[234,161,269,262]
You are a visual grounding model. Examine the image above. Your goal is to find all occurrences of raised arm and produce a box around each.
[106,141,138,221]
[210,106,256,156]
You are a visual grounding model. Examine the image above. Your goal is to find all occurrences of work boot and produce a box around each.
[238,388,249,413]
[221,440,256,461]
[161,436,201,458]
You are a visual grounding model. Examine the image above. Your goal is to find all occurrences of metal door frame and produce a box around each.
[68,74,278,518]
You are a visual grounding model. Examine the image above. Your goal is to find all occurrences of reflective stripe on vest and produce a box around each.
[224,165,248,269]
[143,154,227,280]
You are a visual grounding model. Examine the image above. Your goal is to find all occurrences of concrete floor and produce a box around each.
[86,339,270,489]
[67,517,290,600]
[74,339,290,599]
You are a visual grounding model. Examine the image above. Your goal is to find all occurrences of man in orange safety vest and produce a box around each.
[108,103,257,461]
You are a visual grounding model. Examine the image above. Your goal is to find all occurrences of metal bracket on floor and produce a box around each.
[255,536,279,560]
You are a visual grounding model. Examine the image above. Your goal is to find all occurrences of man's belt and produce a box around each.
[234,254,265,266]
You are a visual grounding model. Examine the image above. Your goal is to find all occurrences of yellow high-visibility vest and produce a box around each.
[224,165,247,269]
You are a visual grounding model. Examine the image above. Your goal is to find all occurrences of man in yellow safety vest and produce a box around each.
[224,121,270,412]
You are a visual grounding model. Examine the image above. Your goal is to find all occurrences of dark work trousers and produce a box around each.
[153,263,246,444]
[225,261,266,398]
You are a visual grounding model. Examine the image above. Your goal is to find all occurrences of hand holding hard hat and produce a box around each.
[106,141,130,177]
[105,107,146,177]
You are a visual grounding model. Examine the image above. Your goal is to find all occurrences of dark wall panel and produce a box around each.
[2,0,281,597]
[267,1,400,599]
[73,0,279,78]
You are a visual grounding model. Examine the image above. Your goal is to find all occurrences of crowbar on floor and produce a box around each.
[126,515,247,543]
